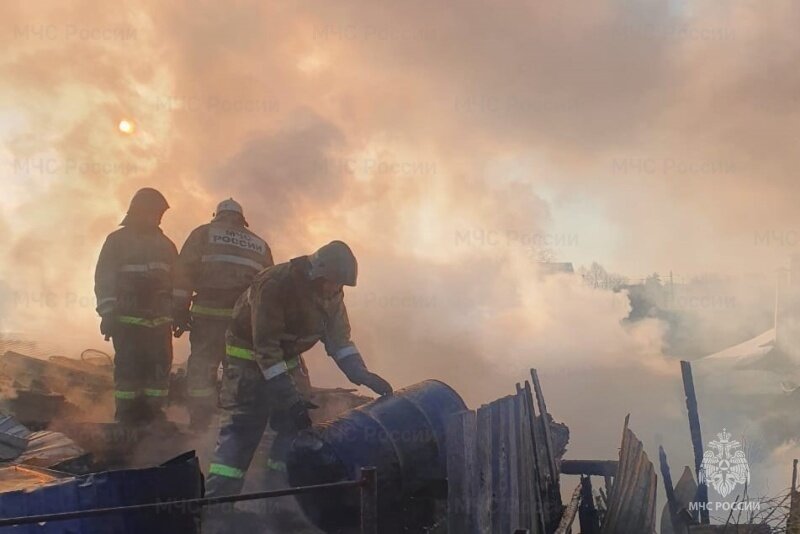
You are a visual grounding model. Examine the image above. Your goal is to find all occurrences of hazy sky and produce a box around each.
[1,0,799,505]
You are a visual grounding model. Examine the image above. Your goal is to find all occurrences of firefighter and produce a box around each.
[173,198,274,430]
[205,240,392,497]
[94,187,178,424]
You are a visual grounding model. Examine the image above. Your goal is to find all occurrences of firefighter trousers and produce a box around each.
[186,315,230,429]
[206,354,310,497]
[112,320,173,424]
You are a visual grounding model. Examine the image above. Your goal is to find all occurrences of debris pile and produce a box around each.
[1,340,798,533]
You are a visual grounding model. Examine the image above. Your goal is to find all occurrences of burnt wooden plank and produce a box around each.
[646,466,658,533]
[614,432,645,532]
[520,385,544,534]
[554,481,582,534]
[531,369,564,531]
[561,460,619,477]
[531,369,559,485]
[491,396,513,534]
[516,388,530,529]
[634,461,657,533]
[602,418,657,534]
[446,410,477,534]
[578,475,601,534]
[506,395,521,531]
[602,418,632,530]
[476,404,494,534]
[661,467,697,534]
[525,380,550,530]
[659,446,680,534]
[513,388,530,530]
[681,360,709,524]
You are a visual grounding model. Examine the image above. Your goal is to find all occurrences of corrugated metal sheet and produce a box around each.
[660,466,696,534]
[16,430,86,469]
[601,416,657,534]
[0,415,85,469]
[0,414,31,461]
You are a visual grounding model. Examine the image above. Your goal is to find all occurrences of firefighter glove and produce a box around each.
[361,373,394,397]
[172,306,192,338]
[100,315,115,341]
[338,354,393,396]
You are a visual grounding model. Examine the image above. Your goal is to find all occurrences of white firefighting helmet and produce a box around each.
[213,198,248,226]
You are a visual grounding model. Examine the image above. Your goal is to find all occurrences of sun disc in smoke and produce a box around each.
[118,119,136,135]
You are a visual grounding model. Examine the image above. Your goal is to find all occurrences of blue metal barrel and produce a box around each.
[287,380,467,532]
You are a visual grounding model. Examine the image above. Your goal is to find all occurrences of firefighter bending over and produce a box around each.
[206,240,392,496]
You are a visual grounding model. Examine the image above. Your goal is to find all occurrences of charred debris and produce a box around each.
[0,339,797,533]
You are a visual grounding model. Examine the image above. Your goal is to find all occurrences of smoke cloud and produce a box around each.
[1,0,798,504]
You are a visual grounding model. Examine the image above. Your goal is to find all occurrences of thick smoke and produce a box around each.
[1,0,798,505]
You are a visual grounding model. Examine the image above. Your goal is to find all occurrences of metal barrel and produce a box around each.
[287,379,467,532]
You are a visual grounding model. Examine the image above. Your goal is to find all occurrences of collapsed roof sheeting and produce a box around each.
[16,430,87,469]
[0,465,66,494]
[0,414,31,461]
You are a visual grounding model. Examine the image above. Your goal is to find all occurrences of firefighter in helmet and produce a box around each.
[206,240,392,496]
[94,187,178,424]
[173,198,274,430]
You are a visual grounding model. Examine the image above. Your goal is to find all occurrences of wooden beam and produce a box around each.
[659,445,685,534]
[680,361,709,525]
[446,410,477,533]
[561,460,618,477]
[579,475,601,534]
[554,482,582,534]
[476,405,493,533]
[531,369,559,485]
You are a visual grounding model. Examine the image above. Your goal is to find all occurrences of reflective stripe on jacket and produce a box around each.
[94,225,178,317]
[174,221,273,310]
[226,257,359,380]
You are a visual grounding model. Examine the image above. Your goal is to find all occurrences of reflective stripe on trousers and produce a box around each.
[209,463,245,479]
[116,388,167,398]
[267,458,286,472]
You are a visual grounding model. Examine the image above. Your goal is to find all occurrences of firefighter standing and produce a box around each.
[94,188,178,424]
[206,240,393,497]
[173,199,274,430]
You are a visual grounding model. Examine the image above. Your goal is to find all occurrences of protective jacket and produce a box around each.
[225,256,361,381]
[94,223,178,423]
[174,220,273,316]
[94,225,178,324]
